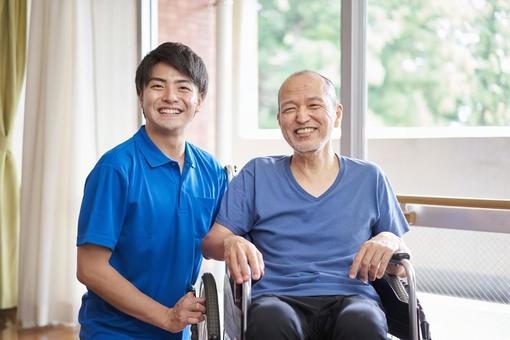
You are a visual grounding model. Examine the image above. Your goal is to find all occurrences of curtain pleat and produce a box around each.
[18,0,138,327]
[0,0,27,310]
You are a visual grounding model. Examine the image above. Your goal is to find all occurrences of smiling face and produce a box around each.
[139,62,203,138]
[277,72,342,156]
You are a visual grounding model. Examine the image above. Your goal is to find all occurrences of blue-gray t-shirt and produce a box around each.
[215,155,408,301]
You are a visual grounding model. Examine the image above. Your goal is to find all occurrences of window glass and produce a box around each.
[367,0,510,127]
[258,0,341,128]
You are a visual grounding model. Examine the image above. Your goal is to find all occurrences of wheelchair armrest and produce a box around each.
[390,251,410,263]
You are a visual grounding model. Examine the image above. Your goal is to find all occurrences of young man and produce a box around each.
[202,70,410,339]
[77,42,227,339]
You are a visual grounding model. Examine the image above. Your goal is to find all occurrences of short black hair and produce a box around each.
[135,42,208,97]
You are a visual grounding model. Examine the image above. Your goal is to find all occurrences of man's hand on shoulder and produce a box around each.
[224,235,265,284]
[349,232,403,282]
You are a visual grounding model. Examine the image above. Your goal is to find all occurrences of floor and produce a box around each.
[0,308,78,340]
[418,293,510,340]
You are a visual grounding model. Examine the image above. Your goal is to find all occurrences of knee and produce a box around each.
[246,297,303,340]
[334,299,388,339]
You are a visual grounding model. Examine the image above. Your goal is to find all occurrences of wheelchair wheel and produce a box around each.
[192,273,221,340]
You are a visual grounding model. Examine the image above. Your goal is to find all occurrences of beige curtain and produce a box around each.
[0,0,26,309]
[18,0,138,327]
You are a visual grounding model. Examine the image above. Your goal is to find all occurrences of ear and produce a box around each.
[277,111,282,127]
[194,93,205,116]
[334,103,343,128]
[138,93,144,107]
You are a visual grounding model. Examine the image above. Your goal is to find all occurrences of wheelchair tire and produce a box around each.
[195,273,221,340]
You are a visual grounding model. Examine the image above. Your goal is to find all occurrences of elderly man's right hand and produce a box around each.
[224,235,265,284]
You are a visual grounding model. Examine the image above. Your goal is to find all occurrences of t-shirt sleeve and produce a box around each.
[76,164,129,249]
[215,161,256,235]
[372,170,409,237]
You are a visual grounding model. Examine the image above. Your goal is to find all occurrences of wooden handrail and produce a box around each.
[397,195,510,210]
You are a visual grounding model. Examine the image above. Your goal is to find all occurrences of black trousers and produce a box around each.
[246,295,388,340]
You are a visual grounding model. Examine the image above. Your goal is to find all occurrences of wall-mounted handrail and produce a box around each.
[397,195,510,210]
[397,195,510,233]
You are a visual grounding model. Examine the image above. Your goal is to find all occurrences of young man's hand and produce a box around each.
[165,292,206,333]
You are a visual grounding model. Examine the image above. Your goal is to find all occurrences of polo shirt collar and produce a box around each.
[135,126,196,169]
[184,142,197,169]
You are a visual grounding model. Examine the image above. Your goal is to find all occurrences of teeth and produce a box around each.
[296,127,315,134]
[159,108,180,114]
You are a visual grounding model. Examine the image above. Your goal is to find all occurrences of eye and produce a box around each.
[179,86,192,92]
[282,106,296,113]
[309,103,322,109]
[150,83,164,89]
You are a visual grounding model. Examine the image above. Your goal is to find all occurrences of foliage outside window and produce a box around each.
[258,0,341,129]
[258,0,510,129]
[367,0,510,127]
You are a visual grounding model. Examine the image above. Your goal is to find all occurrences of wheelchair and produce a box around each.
[192,252,431,340]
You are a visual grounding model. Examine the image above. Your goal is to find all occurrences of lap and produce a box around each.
[248,295,387,340]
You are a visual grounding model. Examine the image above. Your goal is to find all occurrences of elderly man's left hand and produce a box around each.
[349,232,404,282]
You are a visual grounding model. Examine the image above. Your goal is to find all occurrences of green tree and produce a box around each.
[367,0,510,127]
[258,0,510,128]
[258,0,341,128]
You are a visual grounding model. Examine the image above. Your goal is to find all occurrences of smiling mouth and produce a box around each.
[295,127,316,135]
[158,108,182,115]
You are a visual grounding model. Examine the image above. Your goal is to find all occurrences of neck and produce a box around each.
[291,145,338,175]
[145,125,186,167]
[289,145,340,198]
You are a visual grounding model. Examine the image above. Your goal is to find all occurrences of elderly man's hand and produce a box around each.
[349,232,403,282]
[224,235,265,284]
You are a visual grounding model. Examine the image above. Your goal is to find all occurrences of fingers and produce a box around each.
[349,246,366,280]
[226,247,242,284]
[376,251,393,279]
[246,247,265,280]
[170,294,207,330]
[350,239,397,282]
[386,262,406,277]
[224,236,264,284]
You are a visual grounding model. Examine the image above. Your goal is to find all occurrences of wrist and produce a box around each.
[162,307,178,333]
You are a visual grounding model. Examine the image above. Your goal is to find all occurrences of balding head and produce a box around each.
[278,70,338,111]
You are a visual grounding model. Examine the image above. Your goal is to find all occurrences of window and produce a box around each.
[367,0,510,129]
[257,0,341,129]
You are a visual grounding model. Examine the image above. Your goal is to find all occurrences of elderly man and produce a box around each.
[202,70,409,339]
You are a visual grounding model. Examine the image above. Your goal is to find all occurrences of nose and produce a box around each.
[163,86,178,102]
[295,106,310,123]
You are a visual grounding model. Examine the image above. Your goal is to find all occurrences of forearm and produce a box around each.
[201,223,234,260]
[77,245,174,332]
[81,264,171,330]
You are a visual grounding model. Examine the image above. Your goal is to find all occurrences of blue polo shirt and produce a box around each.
[77,126,227,339]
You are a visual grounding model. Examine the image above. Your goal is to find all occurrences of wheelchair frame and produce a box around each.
[194,253,430,340]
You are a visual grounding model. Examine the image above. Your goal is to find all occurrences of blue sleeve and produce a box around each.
[372,170,409,237]
[76,164,128,249]
[215,161,256,235]
[212,167,229,221]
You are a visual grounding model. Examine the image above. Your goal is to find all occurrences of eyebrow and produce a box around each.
[279,99,296,108]
[306,96,325,103]
[280,96,325,107]
[147,77,192,85]
[148,77,167,83]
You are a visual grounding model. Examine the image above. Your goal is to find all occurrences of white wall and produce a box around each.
[367,137,510,199]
